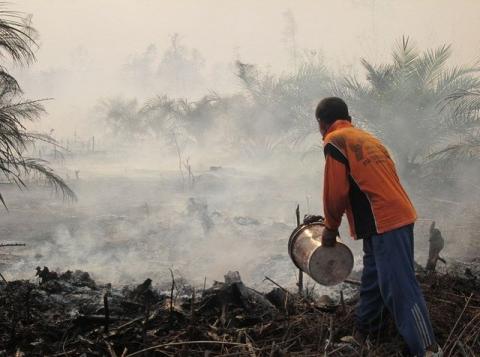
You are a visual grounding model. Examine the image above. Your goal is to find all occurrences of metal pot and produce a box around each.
[288,222,354,286]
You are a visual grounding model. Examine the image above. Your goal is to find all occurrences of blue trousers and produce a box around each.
[355,224,436,356]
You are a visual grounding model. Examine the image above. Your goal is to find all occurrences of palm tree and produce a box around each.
[340,36,480,179]
[235,58,330,148]
[0,6,75,206]
[99,97,145,139]
[141,93,221,143]
[429,89,480,163]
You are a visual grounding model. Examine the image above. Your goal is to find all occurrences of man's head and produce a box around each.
[315,97,351,136]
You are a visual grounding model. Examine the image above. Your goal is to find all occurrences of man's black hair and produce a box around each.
[315,97,351,125]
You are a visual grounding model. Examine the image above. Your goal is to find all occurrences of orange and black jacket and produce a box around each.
[323,120,416,239]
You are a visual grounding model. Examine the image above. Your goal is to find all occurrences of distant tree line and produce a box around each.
[99,36,480,190]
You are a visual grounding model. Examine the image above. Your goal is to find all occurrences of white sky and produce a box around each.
[14,0,480,70]
[9,0,480,135]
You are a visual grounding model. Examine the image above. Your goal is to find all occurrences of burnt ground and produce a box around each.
[1,265,479,357]
[0,162,479,356]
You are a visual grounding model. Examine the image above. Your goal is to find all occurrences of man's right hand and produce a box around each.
[321,227,338,247]
[303,214,325,225]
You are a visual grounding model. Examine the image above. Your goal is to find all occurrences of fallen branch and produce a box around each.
[126,341,259,357]
[0,243,26,248]
[443,293,473,351]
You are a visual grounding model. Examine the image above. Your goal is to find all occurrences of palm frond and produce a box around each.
[14,158,77,201]
[392,36,418,72]
[0,66,20,96]
[0,5,75,207]
[0,6,37,64]
[142,95,178,116]
[435,66,480,96]
[0,99,46,160]
[235,60,261,96]
[414,44,451,86]
[360,59,393,91]
[445,89,480,113]
[427,135,480,162]
[23,131,58,146]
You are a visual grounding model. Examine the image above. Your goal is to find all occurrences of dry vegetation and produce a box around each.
[1,268,479,356]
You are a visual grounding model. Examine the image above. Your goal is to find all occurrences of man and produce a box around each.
[315,97,441,357]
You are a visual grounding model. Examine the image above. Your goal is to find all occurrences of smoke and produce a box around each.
[1,156,331,291]
[1,0,479,292]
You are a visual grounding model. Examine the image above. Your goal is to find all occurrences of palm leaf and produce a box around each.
[360,59,393,91]
[0,5,75,206]
[15,158,77,200]
[413,44,451,86]
[428,136,480,162]
[392,36,418,72]
[435,66,480,96]
[0,5,37,64]
[445,89,480,113]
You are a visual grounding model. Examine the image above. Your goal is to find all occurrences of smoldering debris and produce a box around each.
[0,168,318,288]
[1,266,479,356]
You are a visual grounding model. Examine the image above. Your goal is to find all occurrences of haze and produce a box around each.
[12,0,480,135]
[1,0,478,292]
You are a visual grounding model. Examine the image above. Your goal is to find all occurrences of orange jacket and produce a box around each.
[323,120,416,239]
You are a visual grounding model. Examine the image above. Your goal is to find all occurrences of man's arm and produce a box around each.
[322,153,349,245]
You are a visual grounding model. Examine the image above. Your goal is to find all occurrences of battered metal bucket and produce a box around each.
[288,222,354,286]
